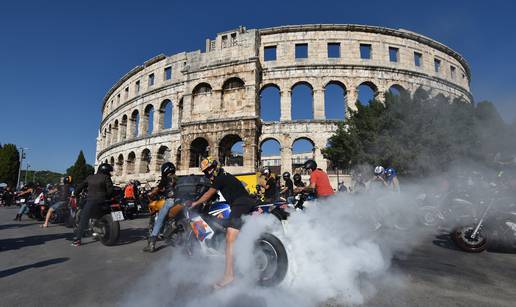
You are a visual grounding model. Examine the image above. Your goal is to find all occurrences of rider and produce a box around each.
[369,165,388,192]
[296,159,334,199]
[72,163,114,247]
[143,162,177,253]
[191,157,256,289]
[41,176,72,228]
[260,168,277,203]
[293,173,305,188]
[384,167,400,193]
[13,184,35,221]
[280,172,294,202]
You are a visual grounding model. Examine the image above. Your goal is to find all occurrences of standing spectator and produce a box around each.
[260,168,277,203]
[385,167,401,193]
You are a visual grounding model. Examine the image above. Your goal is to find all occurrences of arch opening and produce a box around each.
[189,138,209,168]
[291,82,314,120]
[219,134,244,167]
[126,152,136,175]
[324,81,347,119]
[144,105,154,135]
[116,154,124,176]
[358,82,378,105]
[156,146,171,172]
[260,138,281,174]
[160,99,173,130]
[291,138,315,172]
[140,148,151,173]
[130,110,140,137]
[259,84,281,121]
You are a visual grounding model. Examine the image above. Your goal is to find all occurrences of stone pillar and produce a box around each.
[243,140,257,171]
[376,85,387,105]
[346,87,358,116]
[314,146,327,172]
[154,108,162,132]
[172,101,179,129]
[280,146,293,175]
[127,119,134,139]
[313,88,325,120]
[181,145,190,171]
[280,90,291,121]
[139,111,148,137]
[183,95,192,119]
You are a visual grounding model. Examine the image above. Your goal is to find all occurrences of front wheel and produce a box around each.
[97,214,120,246]
[452,225,487,253]
[418,206,443,228]
[254,233,288,287]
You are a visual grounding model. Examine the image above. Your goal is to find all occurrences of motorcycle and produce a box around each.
[74,195,124,246]
[417,190,478,229]
[147,175,290,287]
[452,185,516,253]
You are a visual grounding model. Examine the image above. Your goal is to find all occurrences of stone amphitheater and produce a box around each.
[96,24,472,185]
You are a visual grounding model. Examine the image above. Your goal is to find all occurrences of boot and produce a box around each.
[13,214,21,221]
[143,236,157,253]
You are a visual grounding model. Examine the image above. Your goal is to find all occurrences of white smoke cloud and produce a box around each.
[122,167,515,306]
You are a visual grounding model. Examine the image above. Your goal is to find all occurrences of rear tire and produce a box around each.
[452,225,487,253]
[98,214,120,246]
[255,233,288,287]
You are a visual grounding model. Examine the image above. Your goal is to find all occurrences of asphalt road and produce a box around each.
[1,206,516,307]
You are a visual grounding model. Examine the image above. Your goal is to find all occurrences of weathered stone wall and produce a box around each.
[95,24,472,185]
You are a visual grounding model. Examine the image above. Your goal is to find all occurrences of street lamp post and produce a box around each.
[16,147,29,190]
[24,163,31,185]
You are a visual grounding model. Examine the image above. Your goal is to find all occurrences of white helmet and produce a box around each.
[374,166,385,175]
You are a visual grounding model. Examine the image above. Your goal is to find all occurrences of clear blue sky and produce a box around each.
[1,0,515,173]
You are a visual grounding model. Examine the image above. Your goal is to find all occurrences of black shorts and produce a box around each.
[227,197,255,230]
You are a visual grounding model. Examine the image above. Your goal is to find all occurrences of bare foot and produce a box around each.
[213,276,234,289]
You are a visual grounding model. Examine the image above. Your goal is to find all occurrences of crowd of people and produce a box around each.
[0,157,402,289]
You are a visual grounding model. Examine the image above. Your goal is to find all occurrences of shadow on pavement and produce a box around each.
[0,233,72,252]
[117,227,147,245]
[432,234,460,251]
[0,257,69,278]
[0,223,39,230]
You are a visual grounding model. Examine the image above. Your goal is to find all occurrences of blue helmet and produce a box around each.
[385,168,397,180]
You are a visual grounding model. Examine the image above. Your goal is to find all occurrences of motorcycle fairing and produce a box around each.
[208,202,231,219]
[190,216,214,241]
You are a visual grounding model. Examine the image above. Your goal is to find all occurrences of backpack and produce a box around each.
[124,184,135,199]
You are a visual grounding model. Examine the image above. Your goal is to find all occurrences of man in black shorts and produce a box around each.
[191,157,255,289]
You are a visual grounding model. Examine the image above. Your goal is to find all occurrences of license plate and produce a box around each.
[111,211,125,221]
[20,199,26,203]
[127,202,134,207]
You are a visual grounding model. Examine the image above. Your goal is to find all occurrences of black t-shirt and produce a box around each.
[76,173,114,201]
[211,172,250,206]
[264,176,277,199]
[294,180,306,188]
[157,176,175,199]
[284,178,294,197]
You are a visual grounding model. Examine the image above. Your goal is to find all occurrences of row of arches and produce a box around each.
[101,99,177,149]
[259,81,409,121]
[105,145,173,177]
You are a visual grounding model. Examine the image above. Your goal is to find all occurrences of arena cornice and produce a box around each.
[259,24,471,80]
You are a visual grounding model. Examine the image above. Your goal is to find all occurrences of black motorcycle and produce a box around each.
[74,195,123,246]
[452,194,516,253]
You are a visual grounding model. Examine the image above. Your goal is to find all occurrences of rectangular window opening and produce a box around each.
[124,87,129,99]
[414,52,422,67]
[389,47,399,62]
[360,44,372,59]
[450,66,456,79]
[434,58,441,73]
[148,73,155,87]
[135,80,140,94]
[328,43,340,58]
[295,43,308,59]
[264,46,277,61]
[164,66,172,80]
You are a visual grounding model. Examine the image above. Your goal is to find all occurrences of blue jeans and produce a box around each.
[18,204,29,215]
[151,198,174,237]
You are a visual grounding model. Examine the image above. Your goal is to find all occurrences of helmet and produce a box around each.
[161,162,176,176]
[282,172,291,179]
[262,167,270,175]
[63,176,72,184]
[374,166,385,176]
[385,168,396,179]
[293,173,302,182]
[200,157,220,180]
[303,159,317,171]
[98,163,113,176]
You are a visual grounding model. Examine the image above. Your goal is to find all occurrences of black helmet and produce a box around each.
[303,159,317,171]
[282,172,291,179]
[98,163,113,176]
[63,176,72,184]
[161,162,176,176]
[293,173,302,182]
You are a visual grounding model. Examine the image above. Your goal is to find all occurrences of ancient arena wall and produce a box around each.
[95,24,472,184]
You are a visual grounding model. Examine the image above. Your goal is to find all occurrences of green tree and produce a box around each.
[0,144,20,188]
[66,151,94,186]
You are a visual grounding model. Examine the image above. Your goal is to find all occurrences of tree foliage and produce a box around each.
[0,144,20,188]
[323,88,516,177]
[66,150,94,186]
[20,170,63,186]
